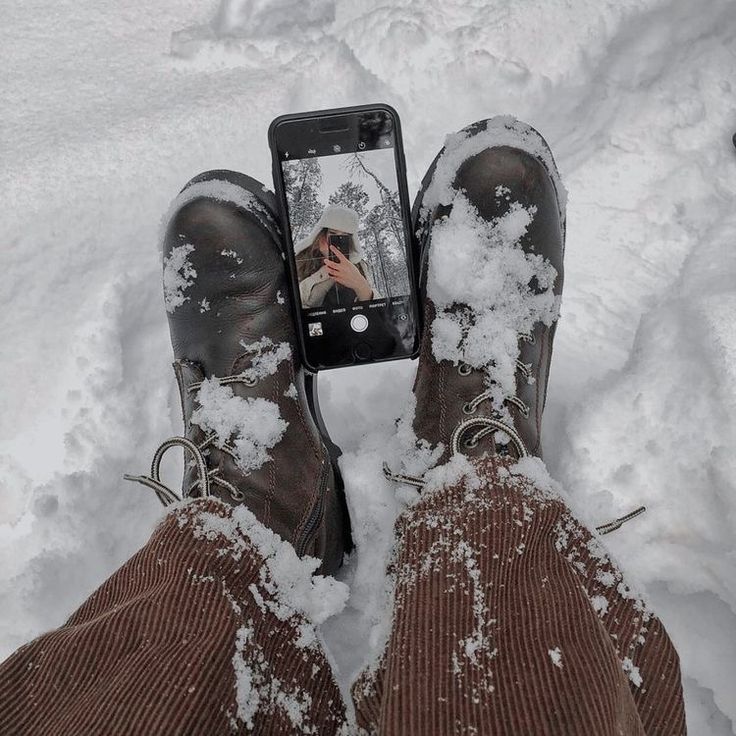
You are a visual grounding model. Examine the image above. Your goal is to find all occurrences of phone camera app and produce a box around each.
[283,147,410,312]
[277,109,417,370]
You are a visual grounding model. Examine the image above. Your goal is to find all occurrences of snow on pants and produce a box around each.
[0,457,686,735]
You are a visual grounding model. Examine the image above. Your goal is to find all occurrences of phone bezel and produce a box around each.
[268,103,421,373]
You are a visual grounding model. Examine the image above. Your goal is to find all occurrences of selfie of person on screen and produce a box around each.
[295,205,380,308]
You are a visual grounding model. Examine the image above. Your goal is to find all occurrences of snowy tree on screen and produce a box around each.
[283,158,324,242]
[328,181,369,218]
[344,153,410,299]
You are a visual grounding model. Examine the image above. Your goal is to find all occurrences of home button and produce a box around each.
[353,343,371,361]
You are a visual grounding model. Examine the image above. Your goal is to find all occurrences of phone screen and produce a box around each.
[270,106,419,371]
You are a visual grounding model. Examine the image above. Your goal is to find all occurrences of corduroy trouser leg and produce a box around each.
[352,457,686,735]
[0,459,686,735]
[0,500,347,735]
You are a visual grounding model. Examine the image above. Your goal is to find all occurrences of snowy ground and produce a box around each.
[2,0,735,732]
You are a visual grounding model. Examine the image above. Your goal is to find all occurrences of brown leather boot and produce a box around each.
[126,170,349,575]
[410,117,566,463]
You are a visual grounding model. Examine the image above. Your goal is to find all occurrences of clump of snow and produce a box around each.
[238,337,292,382]
[419,453,481,501]
[596,570,617,588]
[231,621,317,732]
[507,456,564,503]
[232,623,262,729]
[283,383,298,400]
[198,297,210,313]
[590,595,609,616]
[162,243,197,313]
[452,540,497,671]
[189,504,350,626]
[220,248,243,264]
[190,379,287,472]
[383,394,445,504]
[428,192,559,415]
[622,657,643,688]
[548,647,563,669]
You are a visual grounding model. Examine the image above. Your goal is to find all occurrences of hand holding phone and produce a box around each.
[324,246,373,301]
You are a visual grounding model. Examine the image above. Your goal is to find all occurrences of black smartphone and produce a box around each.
[269,104,420,372]
[328,233,351,262]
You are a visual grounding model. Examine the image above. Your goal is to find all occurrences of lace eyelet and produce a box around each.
[464,437,479,449]
[243,376,257,387]
[458,363,472,376]
[462,402,476,415]
[229,488,245,501]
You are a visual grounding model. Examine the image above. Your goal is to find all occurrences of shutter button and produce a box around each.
[350,314,369,333]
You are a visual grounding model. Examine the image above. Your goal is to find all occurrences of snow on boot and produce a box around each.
[126,170,349,575]
[410,117,566,462]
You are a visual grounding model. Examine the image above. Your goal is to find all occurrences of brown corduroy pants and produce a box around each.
[0,458,686,735]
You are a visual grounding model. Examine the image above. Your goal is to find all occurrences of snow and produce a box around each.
[428,194,559,395]
[163,242,197,313]
[164,179,276,237]
[622,657,644,688]
[419,116,567,220]
[453,541,495,668]
[238,337,292,383]
[2,0,736,733]
[190,378,287,473]
[221,248,244,265]
[548,647,563,669]
[189,501,348,732]
[590,595,610,616]
[231,622,316,732]
[189,504,350,626]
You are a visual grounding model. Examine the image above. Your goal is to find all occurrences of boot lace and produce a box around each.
[382,461,645,536]
[383,332,646,535]
[450,331,536,458]
[124,373,257,506]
